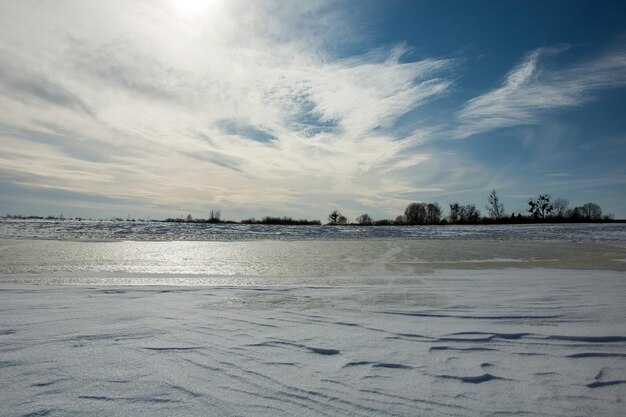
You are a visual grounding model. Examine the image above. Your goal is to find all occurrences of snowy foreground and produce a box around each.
[2,268,625,417]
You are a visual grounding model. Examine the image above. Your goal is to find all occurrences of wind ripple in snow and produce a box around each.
[1,268,625,416]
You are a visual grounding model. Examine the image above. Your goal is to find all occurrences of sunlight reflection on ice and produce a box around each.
[1,238,625,286]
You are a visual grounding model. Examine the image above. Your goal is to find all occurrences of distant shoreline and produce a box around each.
[2,215,623,226]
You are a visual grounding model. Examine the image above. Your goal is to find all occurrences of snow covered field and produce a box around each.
[1,219,626,242]
[2,269,625,417]
[1,235,625,416]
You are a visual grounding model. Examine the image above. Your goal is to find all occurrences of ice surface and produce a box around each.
[1,268,625,416]
[1,234,625,416]
[1,239,625,280]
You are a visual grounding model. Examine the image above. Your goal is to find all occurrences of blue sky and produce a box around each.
[1,0,625,220]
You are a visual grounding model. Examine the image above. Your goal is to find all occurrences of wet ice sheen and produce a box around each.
[1,238,625,283]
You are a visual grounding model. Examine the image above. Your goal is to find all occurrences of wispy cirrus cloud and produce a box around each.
[1,1,625,219]
[0,0,455,218]
[455,45,626,138]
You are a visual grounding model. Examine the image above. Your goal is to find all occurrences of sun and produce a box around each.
[170,0,214,16]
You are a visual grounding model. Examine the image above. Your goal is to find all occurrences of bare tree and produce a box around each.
[486,190,505,220]
[449,203,461,223]
[338,214,348,225]
[328,209,342,225]
[567,207,581,220]
[528,194,553,219]
[460,204,481,223]
[426,203,442,224]
[209,209,221,222]
[449,203,480,223]
[580,202,602,220]
[552,198,569,218]
[405,202,427,225]
[356,213,373,225]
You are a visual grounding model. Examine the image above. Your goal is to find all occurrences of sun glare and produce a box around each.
[171,0,214,16]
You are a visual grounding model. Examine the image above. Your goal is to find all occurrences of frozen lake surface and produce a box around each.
[1,226,625,416]
[0,238,625,283]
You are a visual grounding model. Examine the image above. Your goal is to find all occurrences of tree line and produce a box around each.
[164,209,223,223]
[1,191,616,226]
[327,191,613,226]
[241,216,321,226]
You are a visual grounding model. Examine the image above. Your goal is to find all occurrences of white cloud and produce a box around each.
[0,0,454,218]
[456,46,626,138]
[4,2,624,219]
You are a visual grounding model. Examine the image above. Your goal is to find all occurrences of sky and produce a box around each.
[1,0,625,221]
